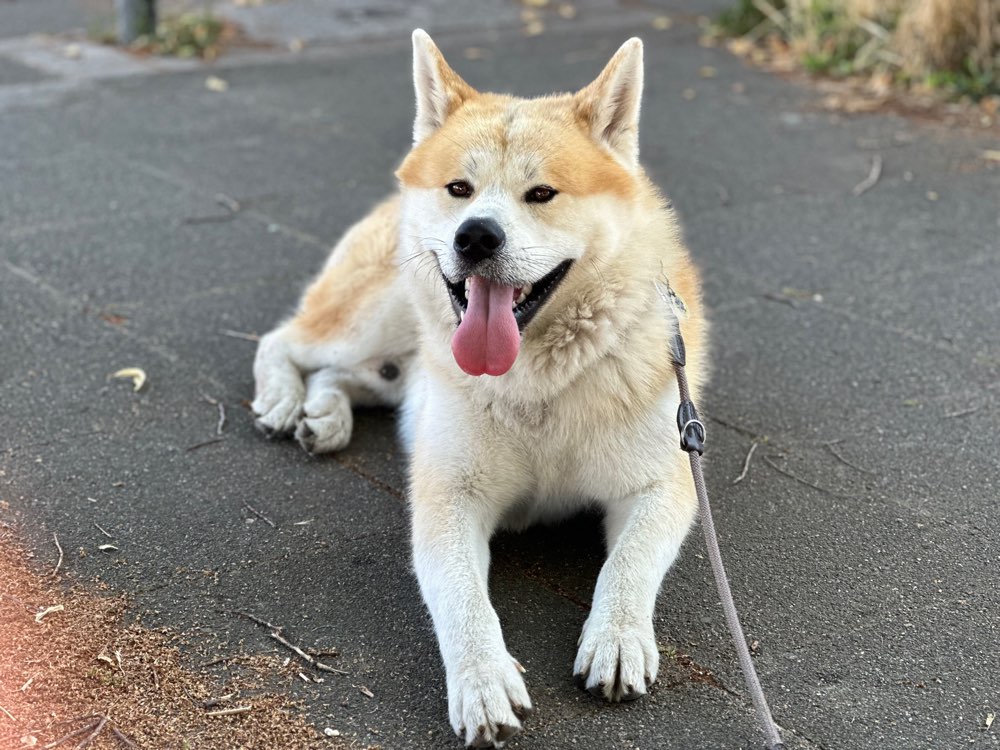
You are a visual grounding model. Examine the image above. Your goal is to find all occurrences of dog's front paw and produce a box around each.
[295,383,352,454]
[448,654,532,748]
[573,610,659,702]
[251,381,305,438]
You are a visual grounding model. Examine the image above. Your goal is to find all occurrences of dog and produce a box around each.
[251,30,708,748]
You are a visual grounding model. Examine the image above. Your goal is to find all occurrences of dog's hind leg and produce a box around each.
[252,196,417,451]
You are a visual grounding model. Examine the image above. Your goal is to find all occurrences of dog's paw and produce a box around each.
[251,375,305,438]
[573,611,659,702]
[295,381,352,454]
[448,655,532,748]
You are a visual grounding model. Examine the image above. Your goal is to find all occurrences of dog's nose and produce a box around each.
[454,218,505,264]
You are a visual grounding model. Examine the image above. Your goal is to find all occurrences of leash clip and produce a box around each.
[677,399,706,455]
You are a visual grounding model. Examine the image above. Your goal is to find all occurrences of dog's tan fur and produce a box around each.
[252,31,707,748]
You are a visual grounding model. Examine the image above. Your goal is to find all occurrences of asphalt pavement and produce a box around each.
[1,1,998,748]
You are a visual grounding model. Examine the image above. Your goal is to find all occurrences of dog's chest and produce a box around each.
[491,389,677,505]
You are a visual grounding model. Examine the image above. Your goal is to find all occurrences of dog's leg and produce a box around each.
[252,196,413,449]
[251,323,307,438]
[294,368,353,454]
[412,479,532,748]
[574,463,697,702]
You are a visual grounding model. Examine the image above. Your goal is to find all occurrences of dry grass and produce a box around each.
[718,0,1000,101]
[895,0,997,73]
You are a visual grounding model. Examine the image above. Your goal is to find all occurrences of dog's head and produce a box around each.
[397,30,647,378]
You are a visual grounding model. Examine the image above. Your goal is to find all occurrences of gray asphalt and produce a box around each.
[1,2,999,749]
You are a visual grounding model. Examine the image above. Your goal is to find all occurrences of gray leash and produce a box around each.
[657,283,785,750]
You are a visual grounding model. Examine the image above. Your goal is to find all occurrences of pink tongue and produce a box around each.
[451,276,520,376]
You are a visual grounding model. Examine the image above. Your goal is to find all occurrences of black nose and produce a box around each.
[454,218,505,264]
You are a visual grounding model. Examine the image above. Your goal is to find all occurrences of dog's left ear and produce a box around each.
[411,29,477,145]
[575,38,644,168]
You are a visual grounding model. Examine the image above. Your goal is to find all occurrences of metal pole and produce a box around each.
[116,0,157,44]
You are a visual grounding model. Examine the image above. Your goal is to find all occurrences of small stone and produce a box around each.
[205,76,229,93]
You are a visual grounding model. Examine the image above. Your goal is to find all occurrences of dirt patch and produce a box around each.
[0,528,352,749]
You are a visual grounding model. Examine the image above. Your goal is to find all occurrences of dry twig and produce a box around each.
[50,532,63,578]
[234,611,281,630]
[944,406,980,419]
[270,631,347,674]
[93,523,113,539]
[206,706,252,718]
[185,437,225,452]
[763,455,847,497]
[824,440,875,475]
[216,402,227,435]
[235,612,348,675]
[852,154,883,196]
[242,501,275,528]
[219,329,260,342]
[732,442,759,485]
[200,694,234,710]
[35,604,64,623]
[76,714,109,749]
[111,728,140,749]
[41,721,97,749]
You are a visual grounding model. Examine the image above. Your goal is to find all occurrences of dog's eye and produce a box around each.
[525,185,557,203]
[446,180,473,198]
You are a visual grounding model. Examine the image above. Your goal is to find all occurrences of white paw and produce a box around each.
[573,609,659,702]
[251,381,304,438]
[448,654,532,748]
[295,379,352,454]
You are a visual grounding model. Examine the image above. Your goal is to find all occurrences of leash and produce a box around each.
[656,283,785,750]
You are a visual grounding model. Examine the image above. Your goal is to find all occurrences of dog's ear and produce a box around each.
[574,38,644,167]
[411,29,477,145]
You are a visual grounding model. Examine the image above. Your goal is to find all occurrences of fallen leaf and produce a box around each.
[699,66,717,78]
[523,20,545,36]
[112,367,146,392]
[981,150,1000,162]
[557,3,576,19]
[652,15,673,30]
[986,713,995,728]
[205,76,229,92]
[98,544,119,552]
[358,685,374,698]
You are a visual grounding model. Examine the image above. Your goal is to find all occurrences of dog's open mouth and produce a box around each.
[445,260,573,377]
[446,260,572,331]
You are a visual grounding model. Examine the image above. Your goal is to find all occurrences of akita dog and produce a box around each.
[252,30,707,748]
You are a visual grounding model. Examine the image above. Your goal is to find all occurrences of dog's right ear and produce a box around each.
[411,29,476,145]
